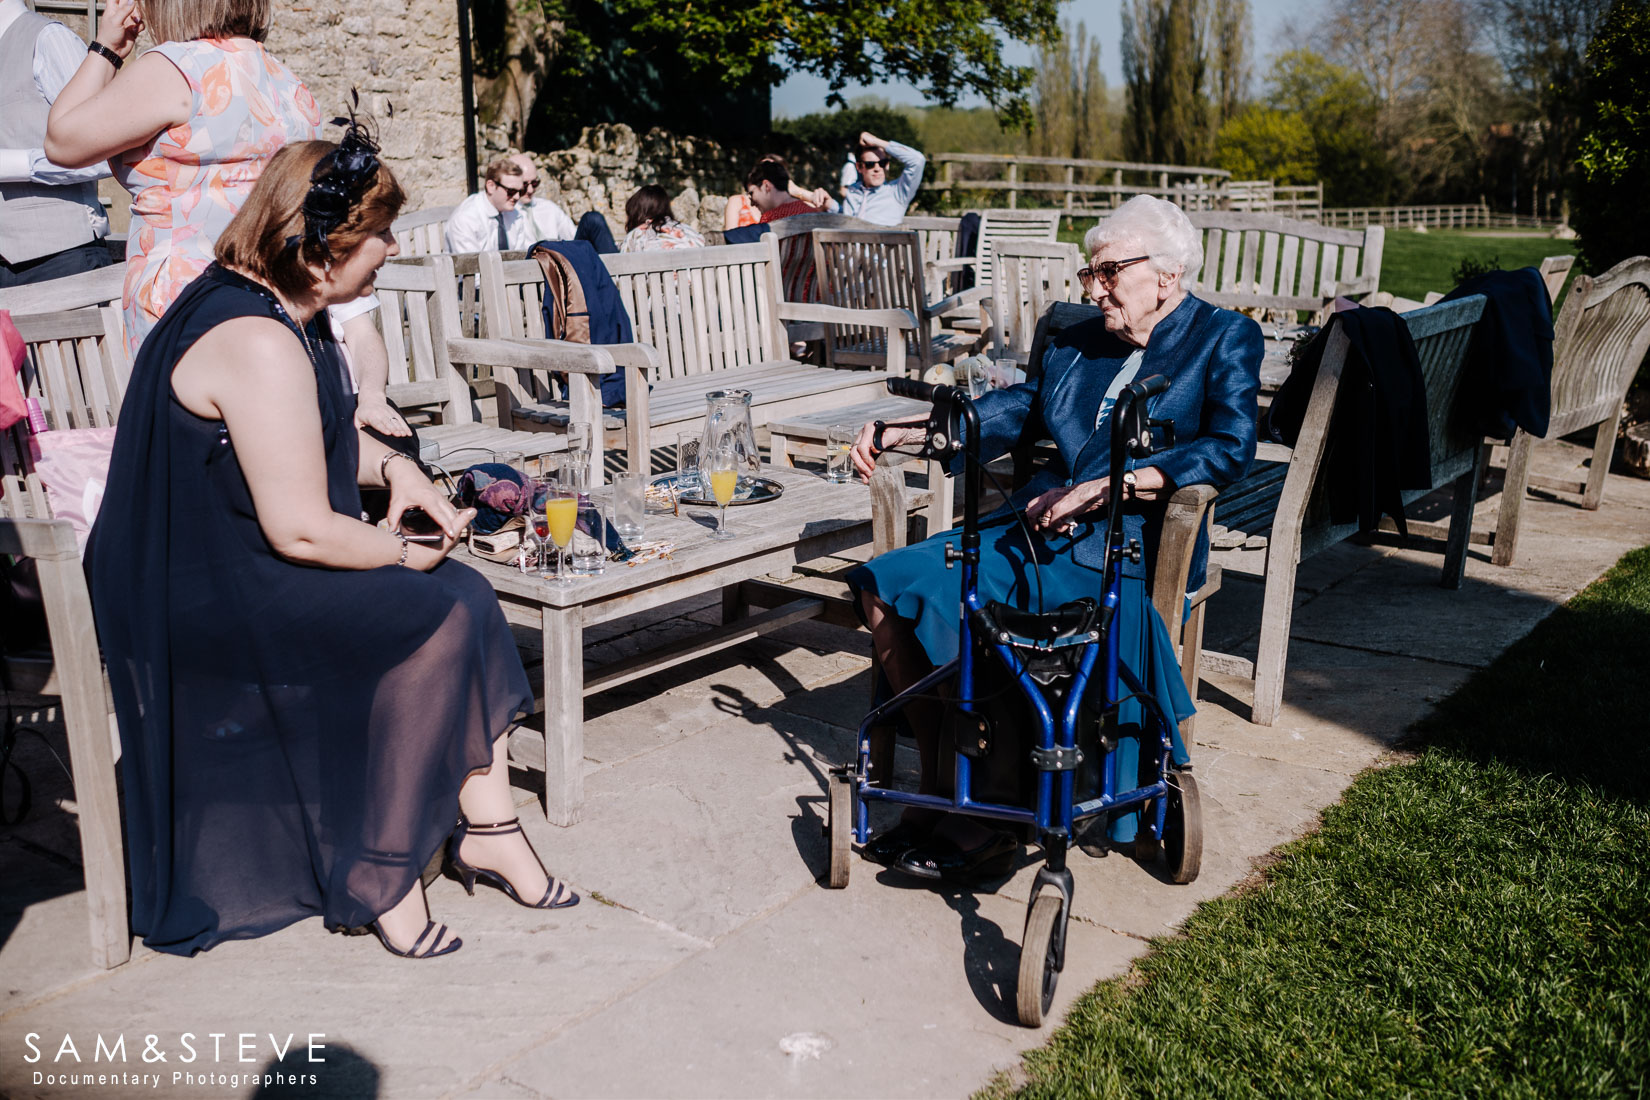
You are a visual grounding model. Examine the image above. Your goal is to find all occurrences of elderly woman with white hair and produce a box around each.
[846,195,1263,882]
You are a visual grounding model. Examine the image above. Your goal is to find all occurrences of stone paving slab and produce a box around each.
[1,440,1646,1100]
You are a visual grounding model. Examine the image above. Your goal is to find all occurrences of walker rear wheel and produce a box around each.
[1017,894,1063,1027]
[1164,771,1203,885]
[825,773,853,889]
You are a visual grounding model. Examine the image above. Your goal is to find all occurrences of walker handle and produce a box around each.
[887,377,961,404]
[1125,374,1172,400]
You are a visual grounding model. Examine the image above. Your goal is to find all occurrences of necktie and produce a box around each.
[496,213,510,250]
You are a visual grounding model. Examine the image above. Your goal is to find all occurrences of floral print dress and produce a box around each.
[115,38,321,354]
[620,218,707,253]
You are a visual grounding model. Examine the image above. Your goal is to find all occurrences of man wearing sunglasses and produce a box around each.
[818,130,926,226]
[444,156,535,253]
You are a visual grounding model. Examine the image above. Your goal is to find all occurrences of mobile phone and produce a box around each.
[397,507,446,543]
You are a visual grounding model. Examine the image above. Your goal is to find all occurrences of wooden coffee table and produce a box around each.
[464,463,916,825]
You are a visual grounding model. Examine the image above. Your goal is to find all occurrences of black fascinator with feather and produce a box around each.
[289,92,390,261]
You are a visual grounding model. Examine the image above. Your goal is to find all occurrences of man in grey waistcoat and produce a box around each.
[0,0,113,288]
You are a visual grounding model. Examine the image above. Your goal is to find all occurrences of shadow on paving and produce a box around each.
[252,1044,381,1098]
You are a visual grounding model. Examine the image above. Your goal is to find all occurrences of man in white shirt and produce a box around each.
[820,132,926,227]
[443,157,534,253]
[508,152,576,242]
[0,0,113,287]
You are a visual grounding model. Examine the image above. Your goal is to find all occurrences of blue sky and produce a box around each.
[772,0,1315,118]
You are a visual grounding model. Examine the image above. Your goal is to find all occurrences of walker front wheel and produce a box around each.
[1164,771,1203,885]
[1017,894,1063,1027]
[825,773,853,889]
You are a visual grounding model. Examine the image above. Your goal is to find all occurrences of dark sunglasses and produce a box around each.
[491,181,527,199]
[1077,256,1151,288]
[858,157,887,169]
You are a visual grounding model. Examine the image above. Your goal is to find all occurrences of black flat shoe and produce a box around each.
[894,830,1020,883]
[860,820,930,866]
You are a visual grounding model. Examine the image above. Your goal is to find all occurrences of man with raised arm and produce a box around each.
[825,131,925,226]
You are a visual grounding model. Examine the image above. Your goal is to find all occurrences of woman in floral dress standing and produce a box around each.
[45,0,322,353]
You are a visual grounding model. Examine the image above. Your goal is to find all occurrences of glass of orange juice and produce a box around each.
[703,444,738,541]
[542,457,578,585]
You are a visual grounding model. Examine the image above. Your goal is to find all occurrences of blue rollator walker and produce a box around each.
[823,375,1204,1027]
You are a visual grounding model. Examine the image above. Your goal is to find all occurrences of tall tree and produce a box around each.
[1210,0,1252,126]
[1122,0,1215,164]
[1032,20,1114,161]
[1121,0,1250,164]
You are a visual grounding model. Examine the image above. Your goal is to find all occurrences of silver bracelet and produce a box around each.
[379,450,416,485]
[395,530,410,567]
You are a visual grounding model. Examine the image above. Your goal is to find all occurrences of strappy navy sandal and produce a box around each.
[446,816,580,910]
[369,918,462,959]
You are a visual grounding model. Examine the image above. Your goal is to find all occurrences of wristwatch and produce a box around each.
[1121,470,1138,499]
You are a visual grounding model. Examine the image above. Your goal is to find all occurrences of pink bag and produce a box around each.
[32,427,117,554]
[0,310,26,432]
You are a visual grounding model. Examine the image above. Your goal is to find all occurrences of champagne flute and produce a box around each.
[543,461,578,586]
[703,443,738,541]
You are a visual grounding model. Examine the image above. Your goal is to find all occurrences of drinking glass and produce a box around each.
[528,501,550,573]
[611,472,645,539]
[703,444,738,540]
[566,421,592,482]
[826,424,854,483]
[496,449,526,476]
[572,497,606,575]
[542,461,577,586]
[676,431,701,494]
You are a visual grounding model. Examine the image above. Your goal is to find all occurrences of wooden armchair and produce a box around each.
[983,239,1082,365]
[810,228,987,376]
[1488,255,1650,566]
[925,209,1062,309]
[1201,296,1487,726]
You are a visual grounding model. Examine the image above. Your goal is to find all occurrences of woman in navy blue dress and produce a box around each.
[849,196,1263,880]
[87,130,574,959]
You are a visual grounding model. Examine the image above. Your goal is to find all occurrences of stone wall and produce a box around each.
[523,124,848,237]
[264,1,469,211]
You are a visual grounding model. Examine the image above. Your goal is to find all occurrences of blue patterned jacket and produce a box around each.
[962,294,1262,588]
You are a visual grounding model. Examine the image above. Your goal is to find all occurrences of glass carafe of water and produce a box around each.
[700,389,761,488]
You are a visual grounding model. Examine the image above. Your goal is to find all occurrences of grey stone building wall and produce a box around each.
[265,1,470,212]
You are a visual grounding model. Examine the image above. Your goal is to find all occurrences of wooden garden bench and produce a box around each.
[372,255,596,477]
[926,209,1062,330]
[390,204,455,257]
[1186,212,1384,316]
[0,505,130,970]
[0,272,129,475]
[1199,295,1488,727]
[476,235,916,477]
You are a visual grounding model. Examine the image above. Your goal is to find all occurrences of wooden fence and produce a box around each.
[1320,204,1559,230]
[932,153,1232,213]
[1227,181,1324,220]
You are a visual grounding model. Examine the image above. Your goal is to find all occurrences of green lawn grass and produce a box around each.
[1055,221,1581,305]
[983,546,1650,1099]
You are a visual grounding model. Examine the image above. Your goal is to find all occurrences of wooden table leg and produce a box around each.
[541,606,585,826]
